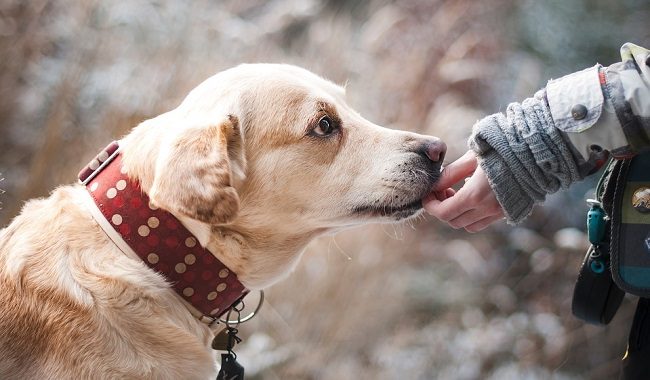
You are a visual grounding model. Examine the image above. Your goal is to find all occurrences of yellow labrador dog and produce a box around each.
[0,64,445,379]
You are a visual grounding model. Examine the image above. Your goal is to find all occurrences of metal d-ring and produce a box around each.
[219,290,264,325]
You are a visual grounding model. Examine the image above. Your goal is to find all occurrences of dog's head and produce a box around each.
[121,64,445,287]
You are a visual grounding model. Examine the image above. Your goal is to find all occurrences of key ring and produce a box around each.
[219,290,264,325]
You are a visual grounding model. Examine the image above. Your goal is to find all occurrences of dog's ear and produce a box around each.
[149,115,246,225]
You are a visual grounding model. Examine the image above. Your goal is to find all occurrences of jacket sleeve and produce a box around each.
[547,43,650,160]
[468,43,650,224]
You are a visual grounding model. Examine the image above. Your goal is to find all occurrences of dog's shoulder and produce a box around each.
[0,185,217,379]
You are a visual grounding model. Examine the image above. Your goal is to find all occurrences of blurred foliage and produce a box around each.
[516,0,650,77]
[0,0,648,379]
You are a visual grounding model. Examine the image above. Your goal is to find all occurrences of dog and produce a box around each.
[0,64,445,379]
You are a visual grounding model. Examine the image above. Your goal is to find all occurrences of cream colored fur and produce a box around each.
[0,64,444,379]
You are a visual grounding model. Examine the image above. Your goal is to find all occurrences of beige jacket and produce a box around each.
[547,43,650,161]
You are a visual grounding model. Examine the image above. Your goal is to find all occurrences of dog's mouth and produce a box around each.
[350,159,442,221]
[351,198,423,220]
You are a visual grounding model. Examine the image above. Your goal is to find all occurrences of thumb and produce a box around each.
[434,150,478,190]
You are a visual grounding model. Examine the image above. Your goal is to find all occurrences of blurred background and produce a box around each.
[1,0,649,378]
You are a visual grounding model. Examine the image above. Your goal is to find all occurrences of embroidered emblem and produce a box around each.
[632,187,650,213]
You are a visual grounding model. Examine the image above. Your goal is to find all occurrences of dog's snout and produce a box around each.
[422,139,447,163]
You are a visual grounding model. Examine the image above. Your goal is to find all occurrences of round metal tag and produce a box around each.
[632,187,650,213]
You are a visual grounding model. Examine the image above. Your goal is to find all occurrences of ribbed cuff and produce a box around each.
[476,149,534,224]
[468,90,585,225]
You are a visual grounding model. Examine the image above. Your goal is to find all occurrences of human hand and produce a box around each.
[423,151,504,232]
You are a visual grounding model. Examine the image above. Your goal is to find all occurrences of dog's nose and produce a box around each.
[423,139,447,163]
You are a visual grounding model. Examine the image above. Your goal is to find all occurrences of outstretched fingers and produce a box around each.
[424,153,505,231]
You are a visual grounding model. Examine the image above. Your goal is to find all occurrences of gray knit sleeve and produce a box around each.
[469,90,585,224]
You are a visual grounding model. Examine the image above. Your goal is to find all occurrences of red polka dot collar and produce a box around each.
[79,141,248,324]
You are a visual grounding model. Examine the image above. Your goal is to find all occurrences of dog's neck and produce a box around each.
[206,222,323,290]
[130,180,318,290]
[79,142,249,323]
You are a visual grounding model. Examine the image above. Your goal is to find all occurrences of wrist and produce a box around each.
[475,150,534,224]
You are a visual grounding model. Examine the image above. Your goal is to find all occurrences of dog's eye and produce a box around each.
[313,116,338,136]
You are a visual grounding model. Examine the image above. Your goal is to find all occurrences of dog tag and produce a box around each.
[212,329,231,351]
[212,327,242,351]
[217,353,244,380]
